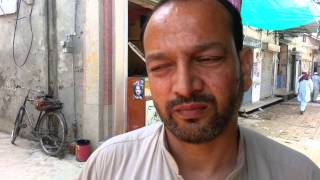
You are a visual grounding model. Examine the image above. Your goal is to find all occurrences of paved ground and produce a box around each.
[0,98,319,180]
[0,132,84,180]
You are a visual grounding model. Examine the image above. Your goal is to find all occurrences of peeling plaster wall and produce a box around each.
[0,1,48,134]
[0,0,86,143]
[55,0,85,141]
[0,0,108,148]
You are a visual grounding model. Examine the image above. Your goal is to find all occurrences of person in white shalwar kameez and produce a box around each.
[296,73,313,114]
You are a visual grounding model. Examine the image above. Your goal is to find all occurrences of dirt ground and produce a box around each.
[0,132,84,180]
[239,98,320,167]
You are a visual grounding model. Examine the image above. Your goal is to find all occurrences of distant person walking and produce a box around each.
[311,72,320,102]
[296,72,313,114]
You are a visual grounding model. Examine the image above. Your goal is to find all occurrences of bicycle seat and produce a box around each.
[36,95,53,99]
[34,97,63,111]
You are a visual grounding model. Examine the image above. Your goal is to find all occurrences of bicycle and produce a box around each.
[11,85,68,156]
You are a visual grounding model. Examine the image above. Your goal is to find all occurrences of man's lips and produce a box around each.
[172,103,208,119]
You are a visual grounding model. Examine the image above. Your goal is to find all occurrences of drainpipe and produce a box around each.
[45,0,58,97]
[45,0,49,94]
[72,0,79,140]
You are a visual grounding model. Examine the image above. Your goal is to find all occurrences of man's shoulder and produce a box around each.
[240,127,319,177]
[100,122,163,148]
[93,123,163,159]
[241,127,312,163]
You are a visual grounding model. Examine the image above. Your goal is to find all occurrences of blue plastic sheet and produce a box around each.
[241,0,320,30]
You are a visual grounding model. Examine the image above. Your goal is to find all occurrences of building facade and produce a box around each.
[0,0,319,149]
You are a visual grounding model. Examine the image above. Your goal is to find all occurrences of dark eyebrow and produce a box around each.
[145,52,168,65]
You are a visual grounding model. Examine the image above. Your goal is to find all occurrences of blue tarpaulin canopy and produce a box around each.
[241,0,320,30]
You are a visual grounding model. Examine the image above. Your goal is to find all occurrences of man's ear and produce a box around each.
[239,48,253,91]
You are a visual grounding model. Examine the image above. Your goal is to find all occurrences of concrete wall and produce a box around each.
[0,0,48,135]
[81,0,105,148]
[243,27,278,45]
[53,0,113,148]
[54,0,85,141]
[0,0,128,150]
[243,27,279,101]
[0,0,87,142]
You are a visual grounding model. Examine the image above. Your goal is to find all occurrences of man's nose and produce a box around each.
[172,63,203,97]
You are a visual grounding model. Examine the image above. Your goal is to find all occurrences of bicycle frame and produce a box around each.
[17,86,44,134]
[13,85,68,156]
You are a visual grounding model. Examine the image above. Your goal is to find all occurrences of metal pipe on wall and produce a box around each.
[71,0,79,140]
[45,0,58,97]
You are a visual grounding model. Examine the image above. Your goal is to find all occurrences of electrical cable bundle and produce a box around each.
[12,0,35,68]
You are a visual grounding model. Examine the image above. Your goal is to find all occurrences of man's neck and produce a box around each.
[165,122,239,180]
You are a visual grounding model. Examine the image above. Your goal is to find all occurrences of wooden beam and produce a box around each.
[129,0,157,9]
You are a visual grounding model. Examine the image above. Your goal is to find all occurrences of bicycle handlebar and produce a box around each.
[16,85,45,94]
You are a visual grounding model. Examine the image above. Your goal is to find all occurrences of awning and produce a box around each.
[241,0,320,30]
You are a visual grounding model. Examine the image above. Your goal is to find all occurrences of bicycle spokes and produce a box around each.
[38,112,67,156]
[41,135,62,149]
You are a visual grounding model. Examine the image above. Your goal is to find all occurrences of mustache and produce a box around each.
[166,94,215,109]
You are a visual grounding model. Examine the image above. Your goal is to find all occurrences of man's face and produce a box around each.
[144,0,252,143]
[135,86,142,96]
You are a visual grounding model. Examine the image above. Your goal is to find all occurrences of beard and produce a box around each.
[155,82,243,144]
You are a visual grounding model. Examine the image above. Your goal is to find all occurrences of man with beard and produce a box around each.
[78,0,320,179]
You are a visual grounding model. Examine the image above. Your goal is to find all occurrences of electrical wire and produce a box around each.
[12,0,34,68]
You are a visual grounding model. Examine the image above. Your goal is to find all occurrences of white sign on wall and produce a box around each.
[252,49,262,103]
[145,100,161,126]
[0,0,17,16]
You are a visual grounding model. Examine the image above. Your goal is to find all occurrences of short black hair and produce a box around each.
[141,0,243,54]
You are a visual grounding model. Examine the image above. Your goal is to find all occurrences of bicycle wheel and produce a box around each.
[38,111,67,156]
[11,108,25,144]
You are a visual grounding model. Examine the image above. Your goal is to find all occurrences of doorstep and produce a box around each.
[239,96,283,113]
[274,91,296,101]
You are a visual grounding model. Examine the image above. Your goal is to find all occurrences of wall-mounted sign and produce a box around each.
[145,100,161,126]
[252,49,261,103]
[132,79,144,100]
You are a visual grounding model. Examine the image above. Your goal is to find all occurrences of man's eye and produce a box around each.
[149,64,172,72]
[195,56,223,64]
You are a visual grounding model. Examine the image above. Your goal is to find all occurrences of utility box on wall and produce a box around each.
[0,0,17,16]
